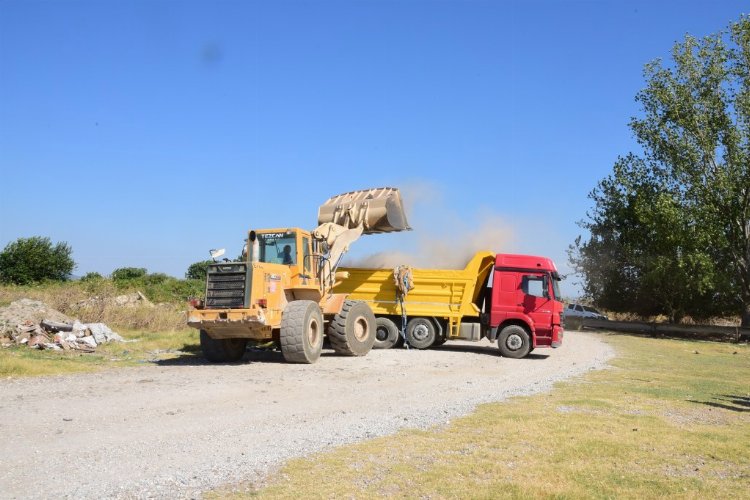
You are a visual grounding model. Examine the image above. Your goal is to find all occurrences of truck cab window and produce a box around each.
[552,276,561,300]
[522,275,546,298]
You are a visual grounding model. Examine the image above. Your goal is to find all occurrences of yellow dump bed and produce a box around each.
[338,251,496,323]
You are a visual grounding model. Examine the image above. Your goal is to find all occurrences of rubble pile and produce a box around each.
[0,299,124,352]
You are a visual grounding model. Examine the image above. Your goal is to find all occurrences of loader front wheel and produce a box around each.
[280,301,324,364]
[497,325,531,358]
[373,317,399,349]
[200,330,247,363]
[327,300,376,356]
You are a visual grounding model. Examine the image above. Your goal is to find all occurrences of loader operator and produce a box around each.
[282,245,294,265]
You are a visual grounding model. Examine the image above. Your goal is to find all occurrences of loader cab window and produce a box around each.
[302,236,311,273]
[257,232,297,265]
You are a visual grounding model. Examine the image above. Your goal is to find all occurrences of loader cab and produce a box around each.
[251,228,314,275]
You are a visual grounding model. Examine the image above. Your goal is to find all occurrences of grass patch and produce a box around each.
[0,328,200,378]
[223,333,749,499]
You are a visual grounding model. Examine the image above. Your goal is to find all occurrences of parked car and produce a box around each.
[564,303,608,320]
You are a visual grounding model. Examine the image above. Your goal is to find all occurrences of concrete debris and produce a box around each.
[0,299,74,327]
[89,323,125,343]
[77,336,98,349]
[0,299,125,353]
[28,334,51,348]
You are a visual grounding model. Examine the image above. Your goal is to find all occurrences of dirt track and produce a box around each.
[0,331,613,499]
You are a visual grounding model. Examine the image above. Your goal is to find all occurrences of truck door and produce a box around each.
[518,273,553,343]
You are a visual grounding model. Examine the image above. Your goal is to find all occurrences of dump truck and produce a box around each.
[335,252,564,358]
[187,187,410,364]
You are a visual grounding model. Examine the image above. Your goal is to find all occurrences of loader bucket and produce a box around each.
[318,187,411,234]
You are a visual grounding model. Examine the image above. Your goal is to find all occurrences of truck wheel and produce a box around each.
[497,325,531,358]
[374,317,399,349]
[200,330,248,362]
[406,317,436,349]
[327,300,376,356]
[280,301,325,363]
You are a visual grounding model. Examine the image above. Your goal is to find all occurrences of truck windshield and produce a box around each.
[257,232,297,265]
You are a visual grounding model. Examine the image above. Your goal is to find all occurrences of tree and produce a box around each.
[185,260,213,281]
[80,272,104,281]
[111,267,147,281]
[573,16,750,325]
[570,155,729,322]
[0,236,76,285]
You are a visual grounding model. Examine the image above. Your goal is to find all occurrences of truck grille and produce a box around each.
[205,263,249,309]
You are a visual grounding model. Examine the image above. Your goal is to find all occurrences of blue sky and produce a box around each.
[0,0,746,298]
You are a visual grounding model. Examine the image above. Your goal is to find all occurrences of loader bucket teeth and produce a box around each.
[318,187,411,235]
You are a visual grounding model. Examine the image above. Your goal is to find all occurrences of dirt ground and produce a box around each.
[0,331,613,499]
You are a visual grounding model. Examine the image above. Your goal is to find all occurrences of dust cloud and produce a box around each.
[345,183,517,270]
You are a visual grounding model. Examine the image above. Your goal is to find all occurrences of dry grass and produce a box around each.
[603,310,741,327]
[0,282,187,331]
[221,334,750,499]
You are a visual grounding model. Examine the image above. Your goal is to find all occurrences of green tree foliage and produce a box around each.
[185,260,214,281]
[572,16,750,324]
[571,156,729,322]
[108,267,203,303]
[111,267,147,281]
[80,272,104,282]
[0,236,75,285]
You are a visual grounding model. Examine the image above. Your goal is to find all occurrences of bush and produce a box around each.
[0,236,75,285]
[80,272,104,282]
[143,273,170,286]
[111,267,147,281]
[185,260,213,281]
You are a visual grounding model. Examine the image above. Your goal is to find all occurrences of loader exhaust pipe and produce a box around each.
[317,187,411,235]
[249,230,260,263]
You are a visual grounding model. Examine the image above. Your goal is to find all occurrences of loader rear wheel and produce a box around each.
[327,300,376,356]
[497,325,531,358]
[406,317,436,349]
[280,301,324,364]
[373,317,399,349]
[200,330,247,363]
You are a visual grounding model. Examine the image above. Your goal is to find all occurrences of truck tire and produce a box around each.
[200,330,247,363]
[280,300,325,363]
[497,325,531,358]
[373,317,399,349]
[406,317,436,349]
[327,300,376,356]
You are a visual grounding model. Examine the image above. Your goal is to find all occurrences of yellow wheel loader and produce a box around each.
[187,187,410,364]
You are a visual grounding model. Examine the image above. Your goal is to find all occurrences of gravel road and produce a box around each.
[0,331,613,499]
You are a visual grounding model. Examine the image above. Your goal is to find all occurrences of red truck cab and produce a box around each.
[488,253,564,357]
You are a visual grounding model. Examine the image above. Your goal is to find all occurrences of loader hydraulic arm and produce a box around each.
[312,187,410,292]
